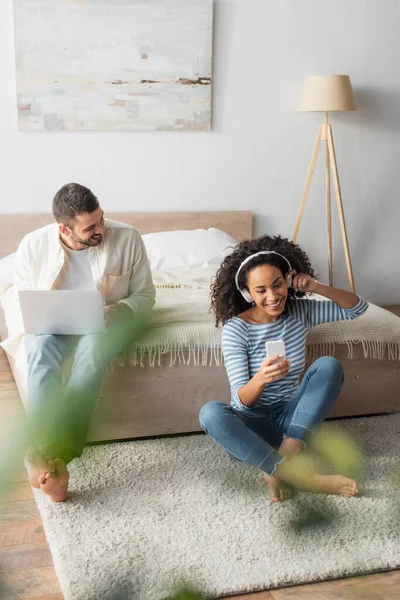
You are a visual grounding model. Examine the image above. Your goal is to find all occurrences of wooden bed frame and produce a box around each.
[0,211,399,443]
[0,212,253,260]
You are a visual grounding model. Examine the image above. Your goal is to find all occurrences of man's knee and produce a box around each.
[25,334,61,362]
[75,334,104,355]
[199,401,228,433]
[73,334,107,369]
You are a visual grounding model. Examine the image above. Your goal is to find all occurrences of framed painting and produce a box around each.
[13,0,213,131]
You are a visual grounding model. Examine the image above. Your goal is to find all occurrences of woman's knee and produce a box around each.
[199,401,228,432]
[313,356,344,381]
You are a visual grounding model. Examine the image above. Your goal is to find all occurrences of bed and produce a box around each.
[0,211,399,443]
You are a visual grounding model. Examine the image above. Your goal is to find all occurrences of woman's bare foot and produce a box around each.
[39,459,69,503]
[274,456,359,497]
[312,474,359,497]
[263,474,294,503]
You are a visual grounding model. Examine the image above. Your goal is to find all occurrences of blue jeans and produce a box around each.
[25,315,144,464]
[199,357,344,476]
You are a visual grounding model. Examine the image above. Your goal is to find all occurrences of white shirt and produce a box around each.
[54,242,96,291]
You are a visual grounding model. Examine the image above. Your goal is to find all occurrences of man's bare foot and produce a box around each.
[274,456,359,497]
[39,459,69,503]
[25,448,55,489]
[263,474,294,503]
[26,449,69,502]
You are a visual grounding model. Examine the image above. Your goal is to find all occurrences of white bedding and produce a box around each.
[1,261,400,373]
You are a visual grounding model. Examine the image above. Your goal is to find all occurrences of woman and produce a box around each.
[199,235,368,502]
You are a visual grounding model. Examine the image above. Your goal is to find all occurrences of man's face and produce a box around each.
[60,207,105,250]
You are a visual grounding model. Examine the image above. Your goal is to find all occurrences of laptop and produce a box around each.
[18,290,105,335]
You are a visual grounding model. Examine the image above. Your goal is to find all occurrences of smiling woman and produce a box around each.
[203,234,369,503]
[246,264,290,320]
[211,235,314,327]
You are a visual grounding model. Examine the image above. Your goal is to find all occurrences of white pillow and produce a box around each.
[142,228,236,272]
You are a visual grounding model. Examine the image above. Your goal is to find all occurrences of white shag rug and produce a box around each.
[33,415,400,600]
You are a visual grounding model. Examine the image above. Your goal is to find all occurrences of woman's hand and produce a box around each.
[258,355,290,384]
[239,356,291,407]
[291,273,318,293]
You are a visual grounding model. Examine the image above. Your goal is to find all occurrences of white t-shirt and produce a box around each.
[54,242,96,291]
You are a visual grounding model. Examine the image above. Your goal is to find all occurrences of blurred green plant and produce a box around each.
[163,584,207,600]
[0,415,28,494]
[282,424,366,534]
[310,424,365,481]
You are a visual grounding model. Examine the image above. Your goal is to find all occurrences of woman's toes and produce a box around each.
[341,485,358,497]
[281,490,290,501]
[38,473,47,486]
[263,474,294,503]
[268,488,280,503]
[349,480,359,494]
[268,488,279,502]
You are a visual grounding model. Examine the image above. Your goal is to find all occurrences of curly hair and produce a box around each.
[210,234,315,326]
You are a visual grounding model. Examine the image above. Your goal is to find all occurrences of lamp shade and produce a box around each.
[298,75,356,112]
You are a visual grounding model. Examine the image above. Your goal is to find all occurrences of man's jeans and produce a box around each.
[199,357,344,476]
[25,315,144,464]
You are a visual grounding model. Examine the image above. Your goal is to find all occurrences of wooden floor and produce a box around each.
[0,348,399,600]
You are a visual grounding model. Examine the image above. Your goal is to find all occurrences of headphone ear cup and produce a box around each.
[286,274,293,288]
[241,289,253,303]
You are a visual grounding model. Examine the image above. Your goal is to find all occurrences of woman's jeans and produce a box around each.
[199,357,344,476]
[24,314,144,464]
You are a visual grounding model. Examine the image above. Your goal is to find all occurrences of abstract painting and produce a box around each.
[13,0,213,131]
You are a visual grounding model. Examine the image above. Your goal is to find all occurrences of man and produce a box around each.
[12,183,155,502]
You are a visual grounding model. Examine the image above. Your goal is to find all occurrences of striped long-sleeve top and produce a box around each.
[221,296,369,416]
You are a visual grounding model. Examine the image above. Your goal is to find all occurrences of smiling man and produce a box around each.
[12,182,155,502]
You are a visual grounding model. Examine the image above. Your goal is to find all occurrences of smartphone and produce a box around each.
[265,340,286,365]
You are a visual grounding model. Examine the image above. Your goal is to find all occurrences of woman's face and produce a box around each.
[246,264,288,319]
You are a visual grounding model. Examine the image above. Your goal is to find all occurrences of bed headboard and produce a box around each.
[0,211,253,259]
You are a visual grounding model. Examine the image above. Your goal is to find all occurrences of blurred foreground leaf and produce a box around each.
[0,415,27,495]
[310,425,365,481]
[164,585,206,600]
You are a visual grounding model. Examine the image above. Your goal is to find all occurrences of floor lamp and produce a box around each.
[293,75,357,292]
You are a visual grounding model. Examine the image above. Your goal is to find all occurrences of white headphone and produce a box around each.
[235,251,294,304]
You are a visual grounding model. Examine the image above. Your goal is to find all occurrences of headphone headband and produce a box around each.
[235,251,293,302]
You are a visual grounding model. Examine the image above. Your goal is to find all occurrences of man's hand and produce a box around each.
[258,355,290,384]
[291,273,318,293]
[103,303,133,328]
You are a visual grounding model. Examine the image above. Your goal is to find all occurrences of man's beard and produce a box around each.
[71,232,103,248]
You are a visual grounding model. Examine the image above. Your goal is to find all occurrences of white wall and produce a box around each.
[1,0,399,305]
